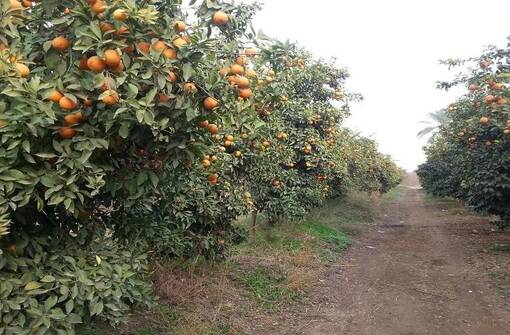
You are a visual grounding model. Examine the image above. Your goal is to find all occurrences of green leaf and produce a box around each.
[182,63,194,81]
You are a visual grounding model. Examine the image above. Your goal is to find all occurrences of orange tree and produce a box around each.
[418,38,510,228]
[0,0,402,332]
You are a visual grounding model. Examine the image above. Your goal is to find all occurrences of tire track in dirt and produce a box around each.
[266,173,510,335]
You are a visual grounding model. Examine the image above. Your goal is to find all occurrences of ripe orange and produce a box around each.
[245,69,256,78]
[47,90,63,103]
[172,37,187,48]
[218,67,229,77]
[102,90,119,105]
[484,95,495,104]
[198,120,209,128]
[168,71,178,82]
[158,93,171,102]
[124,44,135,54]
[78,57,89,70]
[99,21,114,33]
[90,0,106,14]
[203,97,219,110]
[83,98,93,107]
[480,116,489,125]
[137,41,151,53]
[202,159,211,168]
[59,127,77,139]
[497,98,508,106]
[233,150,241,158]
[64,112,83,125]
[230,64,244,75]
[235,55,247,66]
[183,82,197,94]
[104,49,121,67]
[87,56,106,73]
[163,48,177,59]
[174,21,186,32]
[113,8,128,21]
[9,0,23,10]
[244,48,256,57]
[152,40,167,52]
[234,76,250,88]
[212,11,228,25]
[116,26,129,35]
[208,174,218,185]
[207,123,219,134]
[59,96,77,110]
[15,63,30,77]
[238,88,252,99]
[51,36,70,52]
[111,61,124,73]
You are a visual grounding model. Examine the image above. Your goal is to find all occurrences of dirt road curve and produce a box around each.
[269,173,510,335]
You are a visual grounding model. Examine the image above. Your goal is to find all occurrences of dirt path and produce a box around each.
[267,173,510,335]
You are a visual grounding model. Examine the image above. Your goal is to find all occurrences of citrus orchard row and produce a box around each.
[418,37,510,229]
[0,0,402,333]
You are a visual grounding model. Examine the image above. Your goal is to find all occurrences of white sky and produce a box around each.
[250,0,510,171]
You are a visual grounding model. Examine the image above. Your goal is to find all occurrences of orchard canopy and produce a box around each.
[0,0,402,333]
[418,38,510,229]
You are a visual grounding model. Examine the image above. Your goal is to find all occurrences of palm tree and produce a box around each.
[417,109,450,138]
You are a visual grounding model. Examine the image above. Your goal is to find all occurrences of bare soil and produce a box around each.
[262,173,510,335]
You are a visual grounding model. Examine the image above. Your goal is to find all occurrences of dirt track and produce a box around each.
[267,173,510,335]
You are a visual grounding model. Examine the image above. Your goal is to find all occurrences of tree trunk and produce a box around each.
[249,210,258,241]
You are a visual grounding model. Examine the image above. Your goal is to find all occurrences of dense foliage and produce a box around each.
[0,0,401,332]
[418,37,510,229]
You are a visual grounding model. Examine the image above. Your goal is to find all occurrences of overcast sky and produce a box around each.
[249,0,510,171]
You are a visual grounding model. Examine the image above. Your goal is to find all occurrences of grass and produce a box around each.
[78,192,377,335]
[237,266,302,310]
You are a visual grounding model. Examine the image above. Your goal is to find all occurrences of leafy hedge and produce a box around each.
[418,37,510,228]
[0,0,402,332]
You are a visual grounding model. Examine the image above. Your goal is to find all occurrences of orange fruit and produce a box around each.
[212,11,228,25]
[233,150,241,158]
[99,21,114,33]
[207,123,219,134]
[208,174,218,185]
[87,56,106,73]
[235,55,247,66]
[174,21,186,32]
[63,7,71,14]
[484,95,495,104]
[238,88,252,99]
[111,61,124,73]
[104,49,121,67]
[244,48,256,57]
[163,48,177,59]
[203,97,219,110]
[124,44,135,54]
[183,82,196,94]
[64,112,83,125]
[218,67,229,77]
[58,127,77,139]
[198,120,209,128]
[91,0,106,14]
[172,37,187,48]
[48,90,63,103]
[78,57,89,70]
[152,40,167,52]
[230,64,244,75]
[202,159,211,168]
[137,41,150,53]
[168,71,178,82]
[497,98,508,106]
[51,36,70,52]
[245,69,256,78]
[116,26,129,35]
[15,63,30,77]
[113,8,128,21]
[9,0,23,10]
[234,76,250,88]
[83,98,93,107]
[480,116,489,125]
[102,90,119,105]
[59,96,77,110]
[22,0,32,7]
[158,93,171,102]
